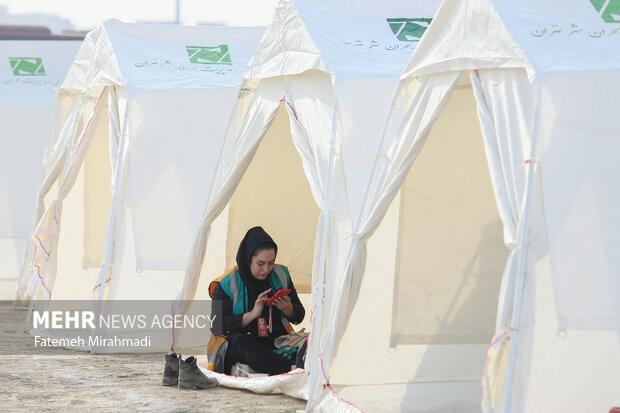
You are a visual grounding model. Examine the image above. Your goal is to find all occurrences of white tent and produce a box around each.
[170,1,507,412]
[0,39,80,300]
[389,0,620,412]
[20,20,265,351]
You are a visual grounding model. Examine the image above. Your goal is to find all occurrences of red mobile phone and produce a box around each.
[266,289,291,306]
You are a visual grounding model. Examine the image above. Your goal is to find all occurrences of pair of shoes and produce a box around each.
[162,352,218,389]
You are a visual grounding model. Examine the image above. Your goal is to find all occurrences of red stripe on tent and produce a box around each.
[71,87,107,162]
[92,277,111,293]
[34,235,50,257]
[319,348,329,385]
[33,265,52,299]
[485,330,509,360]
[279,98,298,120]
[319,348,365,412]
[325,384,366,413]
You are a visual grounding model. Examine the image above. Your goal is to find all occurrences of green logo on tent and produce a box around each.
[185,45,232,65]
[387,18,432,41]
[9,57,46,76]
[590,0,620,23]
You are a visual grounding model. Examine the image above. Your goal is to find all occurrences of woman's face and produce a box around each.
[250,248,276,280]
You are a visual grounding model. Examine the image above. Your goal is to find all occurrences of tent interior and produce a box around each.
[193,88,319,316]
[220,106,318,295]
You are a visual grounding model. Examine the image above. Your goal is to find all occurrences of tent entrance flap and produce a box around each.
[391,79,508,346]
[225,107,318,294]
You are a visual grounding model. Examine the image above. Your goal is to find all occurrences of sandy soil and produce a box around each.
[0,302,306,412]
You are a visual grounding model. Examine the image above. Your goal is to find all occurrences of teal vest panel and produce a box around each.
[219,265,291,316]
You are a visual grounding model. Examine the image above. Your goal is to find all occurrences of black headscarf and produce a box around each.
[236,226,278,301]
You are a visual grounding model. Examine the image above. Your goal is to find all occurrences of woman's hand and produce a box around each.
[251,288,271,318]
[273,295,294,318]
[242,288,271,328]
[252,288,271,318]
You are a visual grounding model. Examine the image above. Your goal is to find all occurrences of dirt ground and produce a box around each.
[0,302,306,412]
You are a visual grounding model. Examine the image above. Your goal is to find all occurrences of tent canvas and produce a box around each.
[171,1,506,411]
[20,20,266,353]
[392,0,620,411]
[0,39,81,300]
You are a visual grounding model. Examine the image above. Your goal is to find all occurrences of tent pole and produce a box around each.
[501,90,541,413]
[306,98,339,412]
[92,89,129,354]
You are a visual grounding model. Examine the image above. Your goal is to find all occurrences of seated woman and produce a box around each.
[207,226,305,375]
